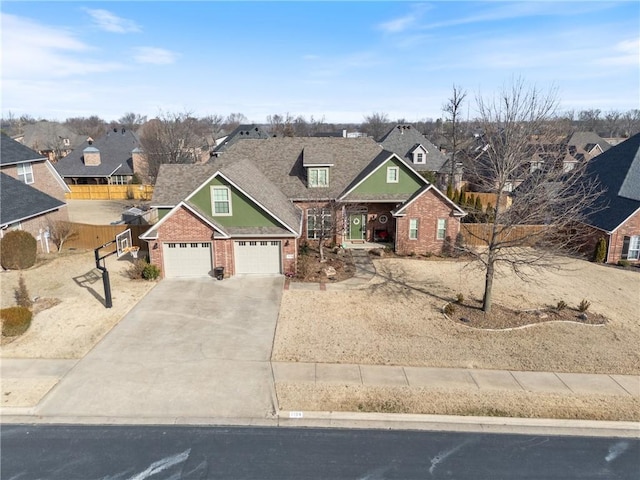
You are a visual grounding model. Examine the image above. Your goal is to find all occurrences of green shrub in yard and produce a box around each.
[0,230,37,270]
[14,275,33,308]
[142,263,161,280]
[593,238,607,263]
[617,259,631,268]
[1,306,32,337]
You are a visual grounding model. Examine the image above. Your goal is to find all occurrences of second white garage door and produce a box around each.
[163,242,212,277]
[234,241,281,274]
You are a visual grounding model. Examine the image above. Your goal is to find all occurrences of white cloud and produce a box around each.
[377,4,431,34]
[1,13,125,78]
[132,47,179,65]
[595,38,640,67]
[84,8,141,34]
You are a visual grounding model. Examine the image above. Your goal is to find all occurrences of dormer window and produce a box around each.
[308,167,329,187]
[412,145,427,164]
[63,138,70,146]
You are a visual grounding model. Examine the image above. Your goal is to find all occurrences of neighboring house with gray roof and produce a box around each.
[142,137,465,278]
[211,124,271,157]
[1,134,70,250]
[378,124,453,188]
[14,121,85,163]
[54,127,144,185]
[580,133,640,264]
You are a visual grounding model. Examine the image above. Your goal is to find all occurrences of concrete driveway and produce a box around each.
[36,276,284,422]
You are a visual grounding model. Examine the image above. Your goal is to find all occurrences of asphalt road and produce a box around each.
[2,425,639,479]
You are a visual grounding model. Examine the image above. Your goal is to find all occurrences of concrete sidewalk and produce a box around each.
[272,362,640,397]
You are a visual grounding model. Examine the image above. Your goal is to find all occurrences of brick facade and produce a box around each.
[147,205,297,278]
[607,209,640,263]
[2,161,69,204]
[394,189,461,256]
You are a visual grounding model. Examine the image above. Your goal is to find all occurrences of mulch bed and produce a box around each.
[446,299,608,330]
[293,244,355,283]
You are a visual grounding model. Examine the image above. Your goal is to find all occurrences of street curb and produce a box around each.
[1,410,638,438]
[276,410,640,438]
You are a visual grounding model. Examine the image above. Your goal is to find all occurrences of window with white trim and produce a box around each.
[211,186,232,215]
[409,218,418,240]
[415,153,424,164]
[627,236,640,260]
[386,166,399,183]
[436,218,447,240]
[308,167,329,187]
[17,163,34,184]
[307,208,332,239]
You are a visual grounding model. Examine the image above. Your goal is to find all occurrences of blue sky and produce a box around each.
[1,1,638,124]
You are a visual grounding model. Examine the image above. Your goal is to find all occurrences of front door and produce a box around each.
[349,213,366,240]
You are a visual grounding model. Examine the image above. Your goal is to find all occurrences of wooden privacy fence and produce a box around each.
[65,223,149,250]
[460,223,547,247]
[65,184,154,201]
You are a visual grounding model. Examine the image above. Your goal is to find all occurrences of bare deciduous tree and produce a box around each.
[46,219,78,253]
[64,115,107,139]
[461,78,602,313]
[117,112,148,131]
[139,111,203,181]
[266,113,295,137]
[223,113,248,132]
[361,112,390,140]
[442,84,467,189]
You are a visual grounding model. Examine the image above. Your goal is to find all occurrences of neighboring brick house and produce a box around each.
[55,127,144,185]
[141,137,465,278]
[581,133,640,264]
[0,134,71,251]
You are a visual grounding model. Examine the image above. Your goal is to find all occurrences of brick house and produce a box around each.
[581,133,640,264]
[1,133,71,251]
[141,137,465,278]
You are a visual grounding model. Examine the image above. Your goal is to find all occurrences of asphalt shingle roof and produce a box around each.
[0,173,65,226]
[151,164,217,206]
[583,133,640,232]
[54,128,140,177]
[1,133,46,165]
[378,124,448,173]
[215,137,385,200]
[212,124,271,154]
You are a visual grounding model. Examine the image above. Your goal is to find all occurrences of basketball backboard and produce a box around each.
[115,229,132,258]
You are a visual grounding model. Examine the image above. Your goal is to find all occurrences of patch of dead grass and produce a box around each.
[277,383,640,422]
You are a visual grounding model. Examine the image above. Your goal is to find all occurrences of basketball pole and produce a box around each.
[94,239,117,309]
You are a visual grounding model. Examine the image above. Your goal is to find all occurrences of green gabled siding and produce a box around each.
[351,157,423,196]
[189,176,281,228]
[157,208,171,221]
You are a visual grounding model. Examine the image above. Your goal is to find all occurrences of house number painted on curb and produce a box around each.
[289,411,304,418]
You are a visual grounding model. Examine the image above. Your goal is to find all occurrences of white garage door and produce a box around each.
[234,241,281,274]
[163,242,212,278]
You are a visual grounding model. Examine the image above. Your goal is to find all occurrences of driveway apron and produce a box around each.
[36,276,284,420]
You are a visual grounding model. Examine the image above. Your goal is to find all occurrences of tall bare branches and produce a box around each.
[462,78,603,313]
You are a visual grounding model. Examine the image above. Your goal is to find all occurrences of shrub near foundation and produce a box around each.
[1,306,33,337]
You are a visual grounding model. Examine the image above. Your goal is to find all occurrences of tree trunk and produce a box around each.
[482,260,494,313]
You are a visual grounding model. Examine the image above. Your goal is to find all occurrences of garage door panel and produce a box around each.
[163,242,212,278]
[234,241,281,274]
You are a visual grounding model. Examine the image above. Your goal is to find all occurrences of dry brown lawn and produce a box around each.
[274,254,639,419]
[1,250,155,359]
[273,255,640,374]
